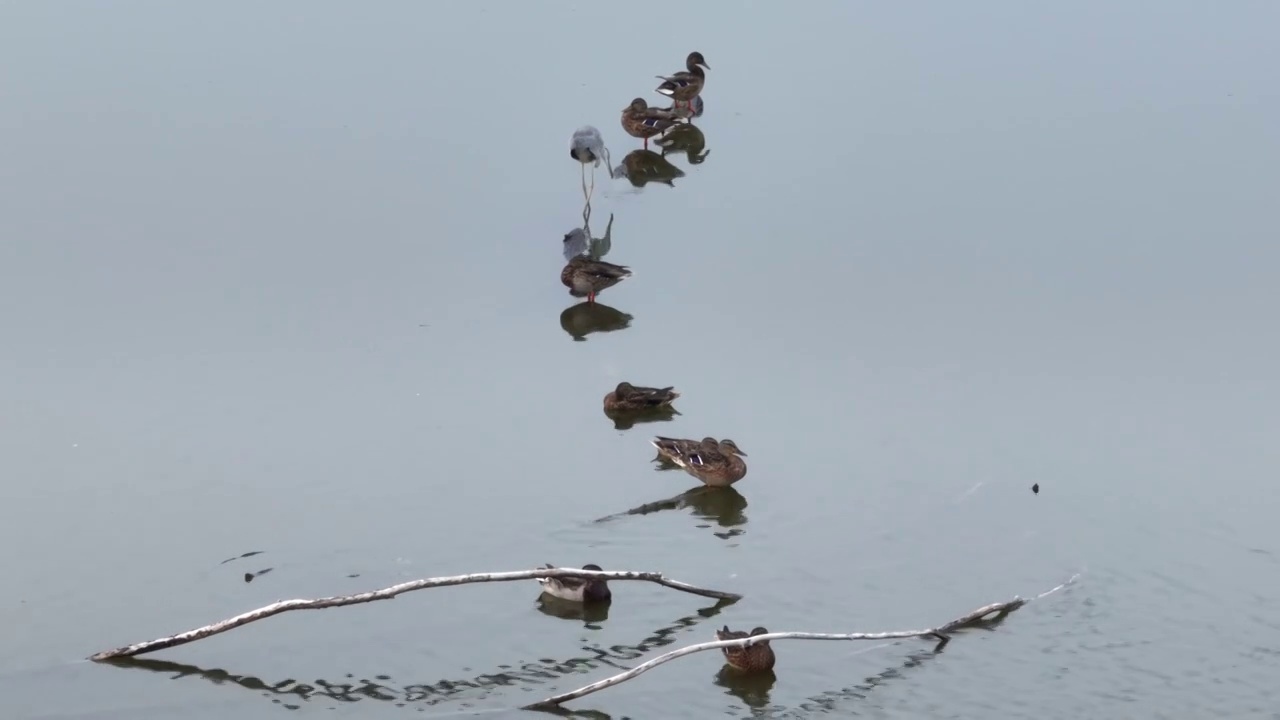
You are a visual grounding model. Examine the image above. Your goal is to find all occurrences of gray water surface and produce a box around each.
[2,2,1279,718]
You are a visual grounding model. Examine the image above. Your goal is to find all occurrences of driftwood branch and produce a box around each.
[526,574,1080,710]
[89,567,741,661]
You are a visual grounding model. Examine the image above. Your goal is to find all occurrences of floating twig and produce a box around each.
[526,574,1080,710]
[89,567,741,661]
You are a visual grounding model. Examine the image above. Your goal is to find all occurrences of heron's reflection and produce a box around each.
[714,665,777,710]
[655,123,709,165]
[594,485,748,537]
[579,197,613,261]
[611,149,685,188]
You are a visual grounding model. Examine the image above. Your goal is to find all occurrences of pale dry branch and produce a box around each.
[527,573,1081,709]
[90,567,741,661]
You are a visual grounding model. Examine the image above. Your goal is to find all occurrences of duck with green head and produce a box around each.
[604,382,681,412]
[621,98,680,150]
[536,563,612,603]
[561,228,631,303]
[715,625,776,673]
[655,51,710,113]
[650,436,748,487]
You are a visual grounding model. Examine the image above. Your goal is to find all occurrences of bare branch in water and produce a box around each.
[526,574,1081,710]
[89,567,742,661]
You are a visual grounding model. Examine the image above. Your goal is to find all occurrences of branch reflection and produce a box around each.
[100,599,734,715]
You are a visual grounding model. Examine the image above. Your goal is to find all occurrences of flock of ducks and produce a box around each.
[546,51,777,677]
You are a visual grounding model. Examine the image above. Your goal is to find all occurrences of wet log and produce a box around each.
[89,567,741,661]
[526,574,1081,710]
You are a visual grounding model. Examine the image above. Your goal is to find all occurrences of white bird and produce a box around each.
[570,126,613,202]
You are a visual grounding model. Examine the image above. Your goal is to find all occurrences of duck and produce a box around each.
[715,625,776,673]
[650,437,748,487]
[603,382,681,413]
[536,563,612,603]
[561,228,632,303]
[652,435,718,461]
[621,98,681,150]
[655,51,710,113]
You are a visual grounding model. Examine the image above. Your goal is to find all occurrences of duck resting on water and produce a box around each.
[715,625,776,672]
[536,563,612,603]
[651,436,749,487]
[603,382,681,412]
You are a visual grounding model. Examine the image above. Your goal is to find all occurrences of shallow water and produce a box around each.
[2,2,1279,718]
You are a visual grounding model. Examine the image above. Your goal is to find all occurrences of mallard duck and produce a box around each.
[603,382,681,412]
[655,51,710,112]
[650,437,748,487]
[537,563,612,603]
[652,435,718,462]
[621,98,680,150]
[715,625,776,673]
[562,228,631,303]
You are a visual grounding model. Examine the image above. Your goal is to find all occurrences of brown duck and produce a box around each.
[561,228,631,303]
[603,382,681,412]
[621,98,681,150]
[715,625,776,672]
[650,436,748,487]
[655,51,710,112]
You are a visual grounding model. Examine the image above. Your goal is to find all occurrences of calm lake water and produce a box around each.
[2,2,1279,718]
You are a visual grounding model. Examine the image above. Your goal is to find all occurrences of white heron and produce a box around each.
[570,126,613,202]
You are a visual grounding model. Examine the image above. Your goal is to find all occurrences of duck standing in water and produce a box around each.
[715,625,776,673]
[620,98,680,150]
[537,563,612,603]
[603,382,681,413]
[561,228,632,303]
[655,51,710,113]
[650,436,748,487]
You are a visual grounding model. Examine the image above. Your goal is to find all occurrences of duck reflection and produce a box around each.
[654,123,709,165]
[594,485,747,536]
[611,149,686,188]
[560,302,633,341]
[99,598,734,713]
[604,404,680,430]
[536,595,611,626]
[714,665,777,710]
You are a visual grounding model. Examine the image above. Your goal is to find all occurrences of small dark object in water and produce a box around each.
[244,572,254,583]
[1031,483,1040,494]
